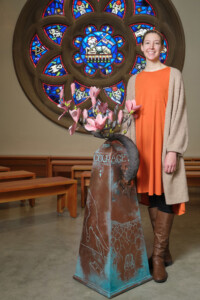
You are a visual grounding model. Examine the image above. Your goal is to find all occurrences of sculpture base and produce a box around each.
[73,274,152,298]
[74,141,152,298]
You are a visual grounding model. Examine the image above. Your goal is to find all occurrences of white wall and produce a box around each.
[0,0,199,156]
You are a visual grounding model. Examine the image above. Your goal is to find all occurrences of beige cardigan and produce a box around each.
[123,67,189,205]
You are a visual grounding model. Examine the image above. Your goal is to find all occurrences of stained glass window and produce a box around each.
[73,25,124,76]
[130,23,154,44]
[44,25,68,45]
[104,0,126,19]
[72,0,94,19]
[104,82,125,105]
[43,56,67,76]
[130,55,146,75]
[43,0,64,17]
[30,35,48,67]
[73,82,90,105]
[133,0,155,16]
[13,0,185,131]
[43,84,64,104]
[160,38,168,63]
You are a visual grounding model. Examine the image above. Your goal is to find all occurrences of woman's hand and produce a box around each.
[164,152,177,173]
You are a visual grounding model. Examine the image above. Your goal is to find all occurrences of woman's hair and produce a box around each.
[142,29,164,46]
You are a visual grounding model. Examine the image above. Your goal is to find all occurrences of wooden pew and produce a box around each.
[0,166,11,172]
[184,157,200,187]
[0,170,36,206]
[49,159,93,177]
[0,177,77,217]
[0,156,50,177]
[71,165,92,179]
[0,170,35,182]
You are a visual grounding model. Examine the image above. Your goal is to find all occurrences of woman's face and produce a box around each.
[141,33,163,62]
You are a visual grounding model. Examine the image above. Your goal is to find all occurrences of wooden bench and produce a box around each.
[184,157,200,187]
[0,177,77,217]
[71,165,92,179]
[0,170,36,206]
[81,171,91,207]
[0,170,36,182]
[0,156,51,177]
[0,166,11,172]
[49,160,93,177]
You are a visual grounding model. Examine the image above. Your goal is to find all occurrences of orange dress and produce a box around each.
[135,67,185,215]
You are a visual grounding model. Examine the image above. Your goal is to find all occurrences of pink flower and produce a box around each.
[85,114,108,131]
[60,89,64,100]
[57,100,72,120]
[118,110,123,124]
[98,102,108,114]
[82,109,88,121]
[89,86,100,99]
[69,122,77,135]
[89,86,100,107]
[108,111,113,121]
[125,100,141,115]
[69,108,81,123]
[71,83,75,96]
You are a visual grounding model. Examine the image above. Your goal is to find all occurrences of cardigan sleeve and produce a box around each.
[166,70,188,155]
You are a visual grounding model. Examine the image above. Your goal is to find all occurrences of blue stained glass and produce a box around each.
[160,39,168,63]
[44,56,67,76]
[130,24,154,44]
[72,0,94,19]
[130,55,146,75]
[115,52,124,64]
[104,0,125,19]
[44,25,68,45]
[43,84,64,104]
[73,26,124,75]
[74,37,83,48]
[30,35,48,66]
[104,81,125,105]
[73,53,83,64]
[85,26,97,35]
[73,82,90,105]
[134,0,155,16]
[101,25,113,35]
[84,66,97,75]
[101,66,113,75]
[43,0,64,17]
[115,36,125,48]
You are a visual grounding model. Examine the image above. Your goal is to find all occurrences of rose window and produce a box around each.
[13,0,185,132]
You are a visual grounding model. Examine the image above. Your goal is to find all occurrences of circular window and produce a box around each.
[13,0,185,132]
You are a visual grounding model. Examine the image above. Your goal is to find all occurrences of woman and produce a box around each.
[123,30,189,283]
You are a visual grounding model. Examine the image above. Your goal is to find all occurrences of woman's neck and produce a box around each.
[144,60,166,72]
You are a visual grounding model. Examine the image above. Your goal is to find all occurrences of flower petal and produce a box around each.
[69,108,81,123]
[118,110,123,124]
[82,109,88,120]
[71,83,75,96]
[69,122,77,135]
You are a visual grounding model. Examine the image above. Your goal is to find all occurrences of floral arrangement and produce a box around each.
[58,83,141,139]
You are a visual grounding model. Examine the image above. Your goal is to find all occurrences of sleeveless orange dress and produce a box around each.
[135,67,185,215]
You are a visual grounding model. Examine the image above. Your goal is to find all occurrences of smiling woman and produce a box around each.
[124,28,189,283]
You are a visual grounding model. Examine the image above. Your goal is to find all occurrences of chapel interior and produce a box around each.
[0,1,200,299]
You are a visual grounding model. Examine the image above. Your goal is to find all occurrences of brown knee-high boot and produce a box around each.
[152,210,174,283]
[148,207,173,268]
